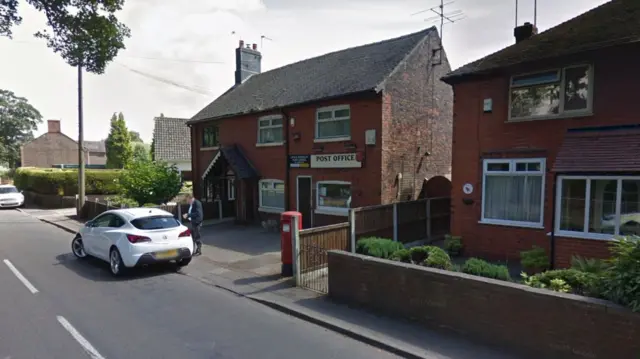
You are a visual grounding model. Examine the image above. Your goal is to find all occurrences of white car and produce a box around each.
[71,208,194,276]
[0,185,24,208]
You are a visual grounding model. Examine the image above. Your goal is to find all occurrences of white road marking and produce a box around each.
[2,259,38,294]
[56,316,106,359]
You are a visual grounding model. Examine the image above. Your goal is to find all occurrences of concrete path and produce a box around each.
[20,207,525,359]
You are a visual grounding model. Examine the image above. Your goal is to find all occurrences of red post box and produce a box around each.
[280,211,302,277]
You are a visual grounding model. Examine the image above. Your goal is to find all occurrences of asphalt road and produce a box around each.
[0,208,400,359]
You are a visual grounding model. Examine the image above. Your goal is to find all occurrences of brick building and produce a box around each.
[21,120,106,168]
[442,0,640,267]
[188,27,453,226]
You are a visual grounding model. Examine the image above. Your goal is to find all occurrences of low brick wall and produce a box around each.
[327,251,640,359]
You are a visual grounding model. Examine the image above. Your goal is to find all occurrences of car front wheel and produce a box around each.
[109,248,126,276]
[71,236,87,259]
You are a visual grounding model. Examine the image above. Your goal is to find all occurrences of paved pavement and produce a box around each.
[0,208,400,359]
[13,207,525,359]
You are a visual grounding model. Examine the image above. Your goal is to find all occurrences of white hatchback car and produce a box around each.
[0,185,24,208]
[71,207,194,276]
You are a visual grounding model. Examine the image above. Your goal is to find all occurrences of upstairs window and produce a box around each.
[509,65,592,121]
[202,126,219,148]
[316,105,351,140]
[257,116,283,144]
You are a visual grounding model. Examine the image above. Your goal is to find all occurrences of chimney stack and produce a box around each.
[235,39,262,85]
[47,119,61,133]
[514,22,537,43]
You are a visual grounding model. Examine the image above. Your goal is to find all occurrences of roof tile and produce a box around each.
[153,117,191,161]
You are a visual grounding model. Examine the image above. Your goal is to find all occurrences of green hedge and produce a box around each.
[14,167,120,195]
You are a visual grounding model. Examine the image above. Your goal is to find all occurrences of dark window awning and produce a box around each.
[201,145,260,180]
[553,128,640,173]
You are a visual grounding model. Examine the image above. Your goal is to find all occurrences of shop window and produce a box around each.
[316,181,351,216]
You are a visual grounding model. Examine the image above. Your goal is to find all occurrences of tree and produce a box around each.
[105,112,132,168]
[150,129,155,161]
[0,90,42,168]
[129,131,142,143]
[1,0,130,74]
[118,161,182,205]
[132,142,150,163]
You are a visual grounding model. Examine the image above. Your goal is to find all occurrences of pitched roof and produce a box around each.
[153,117,191,161]
[83,140,105,153]
[443,0,640,83]
[221,145,259,179]
[189,27,437,123]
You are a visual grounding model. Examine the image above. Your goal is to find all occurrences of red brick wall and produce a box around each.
[449,43,640,265]
[328,251,640,359]
[381,31,453,204]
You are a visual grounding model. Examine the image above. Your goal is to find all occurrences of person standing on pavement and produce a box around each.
[183,194,203,256]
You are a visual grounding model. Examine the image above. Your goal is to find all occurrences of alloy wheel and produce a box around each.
[110,250,121,275]
[71,237,86,258]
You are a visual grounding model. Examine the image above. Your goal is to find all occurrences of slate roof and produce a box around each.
[83,140,105,153]
[153,117,191,161]
[220,145,259,179]
[189,27,437,123]
[442,0,640,83]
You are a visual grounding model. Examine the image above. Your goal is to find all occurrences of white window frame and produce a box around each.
[315,180,351,217]
[508,64,594,122]
[554,175,640,241]
[314,105,351,142]
[256,115,284,146]
[481,158,546,228]
[258,179,285,214]
[227,177,235,201]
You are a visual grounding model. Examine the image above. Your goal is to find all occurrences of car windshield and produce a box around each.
[0,187,18,194]
[130,215,180,230]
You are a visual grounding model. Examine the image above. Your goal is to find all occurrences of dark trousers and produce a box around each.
[191,222,202,252]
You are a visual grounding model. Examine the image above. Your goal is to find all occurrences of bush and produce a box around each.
[356,237,404,259]
[422,247,453,270]
[409,246,431,263]
[118,161,182,205]
[14,167,120,195]
[601,236,640,312]
[390,249,411,263]
[444,235,463,256]
[520,246,549,272]
[105,195,139,208]
[571,255,609,274]
[462,258,511,281]
[521,269,601,296]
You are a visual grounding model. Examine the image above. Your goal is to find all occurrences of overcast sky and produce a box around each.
[0,0,609,142]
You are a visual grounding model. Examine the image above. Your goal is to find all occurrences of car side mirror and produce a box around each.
[85,221,93,227]
[20,190,23,194]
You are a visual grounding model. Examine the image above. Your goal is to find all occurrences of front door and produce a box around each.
[297,176,312,228]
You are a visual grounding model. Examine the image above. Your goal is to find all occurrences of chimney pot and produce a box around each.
[239,40,244,48]
[47,119,61,133]
[252,43,257,50]
[514,22,538,43]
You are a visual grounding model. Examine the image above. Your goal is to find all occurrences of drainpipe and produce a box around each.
[281,109,291,212]
[549,172,558,270]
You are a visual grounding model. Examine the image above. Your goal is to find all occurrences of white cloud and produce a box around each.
[0,0,610,143]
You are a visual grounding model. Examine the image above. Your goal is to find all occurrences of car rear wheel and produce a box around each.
[109,248,126,276]
[71,236,87,259]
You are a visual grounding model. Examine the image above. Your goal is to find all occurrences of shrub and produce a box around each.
[462,258,511,281]
[409,246,431,263]
[390,249,411,263]
[520,246,549,272]
[521,269,601,296]
[443,235,463,256]
[118,161,182,205]
[571,255,609,274]
[601,236,640,312]
[105,195,139,208]
[356,237,404,259]
[422,247,453,270]
[14,167,120,195]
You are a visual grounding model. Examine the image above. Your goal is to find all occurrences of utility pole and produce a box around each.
[77,63,85,213]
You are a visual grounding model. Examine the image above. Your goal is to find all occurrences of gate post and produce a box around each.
[349,209,356,253]
[393,202,398,242]
[292,215,301,286]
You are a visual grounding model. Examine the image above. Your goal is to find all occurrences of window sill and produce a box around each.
[201,146,219,151]
[313,136,351,143]
[256,142,284,147]
[546,231,618,241]
[258,207,284,214]
[315,208,349,217]
[478,219,544,229]
[506,111,593,123]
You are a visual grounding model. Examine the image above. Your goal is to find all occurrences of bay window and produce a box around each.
[259,179,285,212]
[482,158,545,227]
[316,181,351,216]
[509,65,592,121]
[315,105,350,141]
[556,176,640,239]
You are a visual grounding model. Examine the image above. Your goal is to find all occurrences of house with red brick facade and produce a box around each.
[187,27,453,226]
[442,0,640,268]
